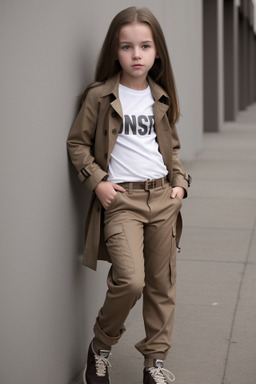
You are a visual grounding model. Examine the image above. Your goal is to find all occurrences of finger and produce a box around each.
[113,183,126,192]
[171,191,180,199]
[170,189,176,199]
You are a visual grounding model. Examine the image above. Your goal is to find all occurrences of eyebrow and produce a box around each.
[119,40,153,44]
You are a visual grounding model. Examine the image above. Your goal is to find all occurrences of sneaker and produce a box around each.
[83,342,111,384]
[143,360,175,384]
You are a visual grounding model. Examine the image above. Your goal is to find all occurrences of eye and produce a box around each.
[142,44,151,49]
[121,45,131,51]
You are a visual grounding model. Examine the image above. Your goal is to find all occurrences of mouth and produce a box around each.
[132,64,143,69]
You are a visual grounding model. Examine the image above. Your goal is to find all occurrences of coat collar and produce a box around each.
[101,72,121,98]
[101,72,170,123]
[101,72,169,102]
[148,77,169,102]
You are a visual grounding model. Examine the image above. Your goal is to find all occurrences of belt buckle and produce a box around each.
[145,180,156,190]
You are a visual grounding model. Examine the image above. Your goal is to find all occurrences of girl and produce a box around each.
[67,7,190,384]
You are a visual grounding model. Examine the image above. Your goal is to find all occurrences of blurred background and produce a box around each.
[1,1,255,383]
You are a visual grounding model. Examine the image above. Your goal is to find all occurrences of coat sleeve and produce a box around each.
[170,124,191,198]
[67,88,108,192]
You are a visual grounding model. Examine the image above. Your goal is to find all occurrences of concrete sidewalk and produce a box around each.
[169,103,256,384]
[74,103,256,384]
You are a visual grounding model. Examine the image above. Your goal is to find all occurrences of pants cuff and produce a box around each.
[136,339,169,367]
[93,317,126,349]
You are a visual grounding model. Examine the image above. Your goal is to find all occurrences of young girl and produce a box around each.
[67,7,190,384]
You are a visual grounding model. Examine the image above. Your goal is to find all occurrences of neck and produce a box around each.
[119,73,148,91]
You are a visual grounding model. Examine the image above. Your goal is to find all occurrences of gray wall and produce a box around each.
[0,1,202,383]
[224,0,239,121]
[203,0,224,131]
[203,0,256,129]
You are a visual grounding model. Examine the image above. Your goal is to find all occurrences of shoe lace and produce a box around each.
[95,354,111,377]
[148,366,175,383]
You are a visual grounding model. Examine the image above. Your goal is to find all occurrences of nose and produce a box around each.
[133,47,141,60]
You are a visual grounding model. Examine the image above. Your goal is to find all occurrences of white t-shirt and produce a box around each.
[107,84,168,183]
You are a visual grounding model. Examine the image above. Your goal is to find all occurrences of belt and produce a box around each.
[118,176,168,191]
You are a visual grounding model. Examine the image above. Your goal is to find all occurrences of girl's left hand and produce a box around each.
[171,186,185,200]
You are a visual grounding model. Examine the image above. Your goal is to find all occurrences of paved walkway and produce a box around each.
[169,103,256,384]
[74,103,256,384]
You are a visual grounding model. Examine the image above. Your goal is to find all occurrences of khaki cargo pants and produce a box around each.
[93,179,181,367]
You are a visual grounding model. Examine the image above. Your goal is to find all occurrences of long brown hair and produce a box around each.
[82,7,180,126]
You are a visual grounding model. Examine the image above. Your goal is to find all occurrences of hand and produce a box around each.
[171,186,185,200]
[95,181,126,209]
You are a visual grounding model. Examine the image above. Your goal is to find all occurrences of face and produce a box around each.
[117,22,158,88]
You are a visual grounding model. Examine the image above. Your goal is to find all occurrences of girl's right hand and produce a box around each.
[95,181,126,210]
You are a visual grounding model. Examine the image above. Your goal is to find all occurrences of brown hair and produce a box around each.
[82,7,180,126]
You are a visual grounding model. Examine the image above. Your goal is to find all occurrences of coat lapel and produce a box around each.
[107,100,123,164]
[153,101,169,126]
[148,77,169,126]
[110,98,123,119]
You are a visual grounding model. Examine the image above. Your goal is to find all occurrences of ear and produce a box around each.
[155,52,160,59]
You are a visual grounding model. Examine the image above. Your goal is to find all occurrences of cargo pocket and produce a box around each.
[104,224,135,279]
[170,226,177,284]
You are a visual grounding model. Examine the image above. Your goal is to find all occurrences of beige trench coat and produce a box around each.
[67,73,190,270]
